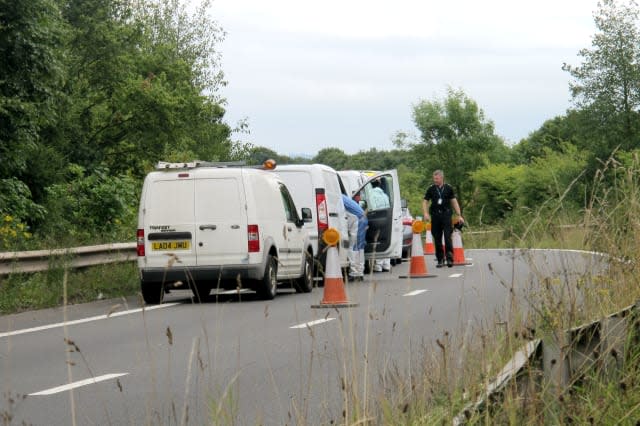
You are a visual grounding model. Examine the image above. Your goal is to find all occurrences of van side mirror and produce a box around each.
[300,207,312,222]
[401,198,407,209]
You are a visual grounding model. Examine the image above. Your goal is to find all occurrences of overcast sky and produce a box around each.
[211,0,599,156]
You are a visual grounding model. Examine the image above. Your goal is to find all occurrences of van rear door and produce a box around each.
[354,170,403,259]
[144,177,197,267]
[195,177,247,265]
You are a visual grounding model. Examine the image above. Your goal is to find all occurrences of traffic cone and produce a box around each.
[451,229,472,266]
[312,228,358,308]
[423,222,435,255]
[400,221,436,279]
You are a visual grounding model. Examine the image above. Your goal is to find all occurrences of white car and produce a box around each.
[137,161,314,303]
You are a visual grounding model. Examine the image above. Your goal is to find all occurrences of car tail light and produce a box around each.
[248,224,260,252]
[136,229,145,256]
[315,188,328,233]
[402,218,413,226]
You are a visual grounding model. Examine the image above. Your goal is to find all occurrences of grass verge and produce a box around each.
[0,262,139,315]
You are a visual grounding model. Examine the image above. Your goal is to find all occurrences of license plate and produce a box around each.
[152,241,191,251]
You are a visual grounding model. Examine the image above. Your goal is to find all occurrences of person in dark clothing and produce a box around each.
[422,170,464,267]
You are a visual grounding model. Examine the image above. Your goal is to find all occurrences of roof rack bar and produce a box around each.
[155,160,247,170]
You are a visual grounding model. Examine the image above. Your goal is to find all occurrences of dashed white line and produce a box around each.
[403,289,430,297]
[0,303,180,339]
[449,273,463,278]
[29,373,129,396]
[290,318,336,329]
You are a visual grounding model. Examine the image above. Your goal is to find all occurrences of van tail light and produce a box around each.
[136,229,145,256]
[315,188,328,234]
[402,218,413,226]
[248,224,260,252]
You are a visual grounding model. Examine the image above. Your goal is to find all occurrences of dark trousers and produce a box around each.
[431,212,453,262]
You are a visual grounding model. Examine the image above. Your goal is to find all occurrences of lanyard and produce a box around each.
[436,185,445,200]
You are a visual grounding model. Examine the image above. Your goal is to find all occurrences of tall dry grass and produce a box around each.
[4,154,640,425]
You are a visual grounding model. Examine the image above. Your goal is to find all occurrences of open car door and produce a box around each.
[352,170,403,260]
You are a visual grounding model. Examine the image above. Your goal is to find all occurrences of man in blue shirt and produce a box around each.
[342,194,368,281]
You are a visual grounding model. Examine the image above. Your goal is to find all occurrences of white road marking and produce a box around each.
[403,289,430,297]
[29,373,129,396]
[214,289,252,295]
[290,318,336,329]
[0,303,180,339]
[449,273,463,278]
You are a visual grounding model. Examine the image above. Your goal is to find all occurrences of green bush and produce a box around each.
[38,165,139,246]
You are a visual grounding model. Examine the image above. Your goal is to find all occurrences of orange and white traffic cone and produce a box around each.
[451,229,472,266]
[312,228,358,308]
[423,222,435,255]
[400,221,436,279]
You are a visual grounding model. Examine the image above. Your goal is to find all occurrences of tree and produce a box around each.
[313,147,350,170]
[54,0,232,177]
[411,87,510,211]
[563,0,640,156]
[0,0,65,223]
[511,111,584,164]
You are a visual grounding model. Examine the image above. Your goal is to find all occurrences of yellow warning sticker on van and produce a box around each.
[152,241,191,251]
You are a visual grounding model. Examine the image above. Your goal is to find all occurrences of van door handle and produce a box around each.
[199,225,217,230]
[231,225,240,229]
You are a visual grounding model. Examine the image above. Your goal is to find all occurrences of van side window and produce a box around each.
[361,177,391,211]
[379,175,394,206]
[279,184,298,222]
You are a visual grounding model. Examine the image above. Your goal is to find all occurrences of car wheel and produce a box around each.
[294,252,313,293]
[191,282,211,302]
[258,255,278,300]
[141,280,164,305]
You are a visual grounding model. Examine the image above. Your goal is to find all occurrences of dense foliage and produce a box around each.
[2,0,640,251]
[0,0,235,249]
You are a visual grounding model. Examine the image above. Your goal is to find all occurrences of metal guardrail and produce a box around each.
[454,300,640,424]
[0,243,137,276]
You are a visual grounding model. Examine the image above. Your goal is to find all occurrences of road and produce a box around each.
[0,249,607,425]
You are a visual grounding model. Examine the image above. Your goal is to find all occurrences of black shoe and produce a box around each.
[447,259,453,267]
[436,260,444,268]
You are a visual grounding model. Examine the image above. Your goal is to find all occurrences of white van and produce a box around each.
[136,161,314,304]
[338,170,368,197]
[269,164,350,275]
[270,164,403,275]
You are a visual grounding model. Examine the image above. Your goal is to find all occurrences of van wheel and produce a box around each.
[258,255,278,300]
[191,282,211,302]
[294,252,313,293]
[141,280,164,304]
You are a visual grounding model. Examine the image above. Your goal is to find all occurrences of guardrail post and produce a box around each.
[542,329,569,389]
[600,309,629,379]
[542,329,569,419]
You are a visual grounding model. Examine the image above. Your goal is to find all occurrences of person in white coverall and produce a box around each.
[341,194,367,281]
